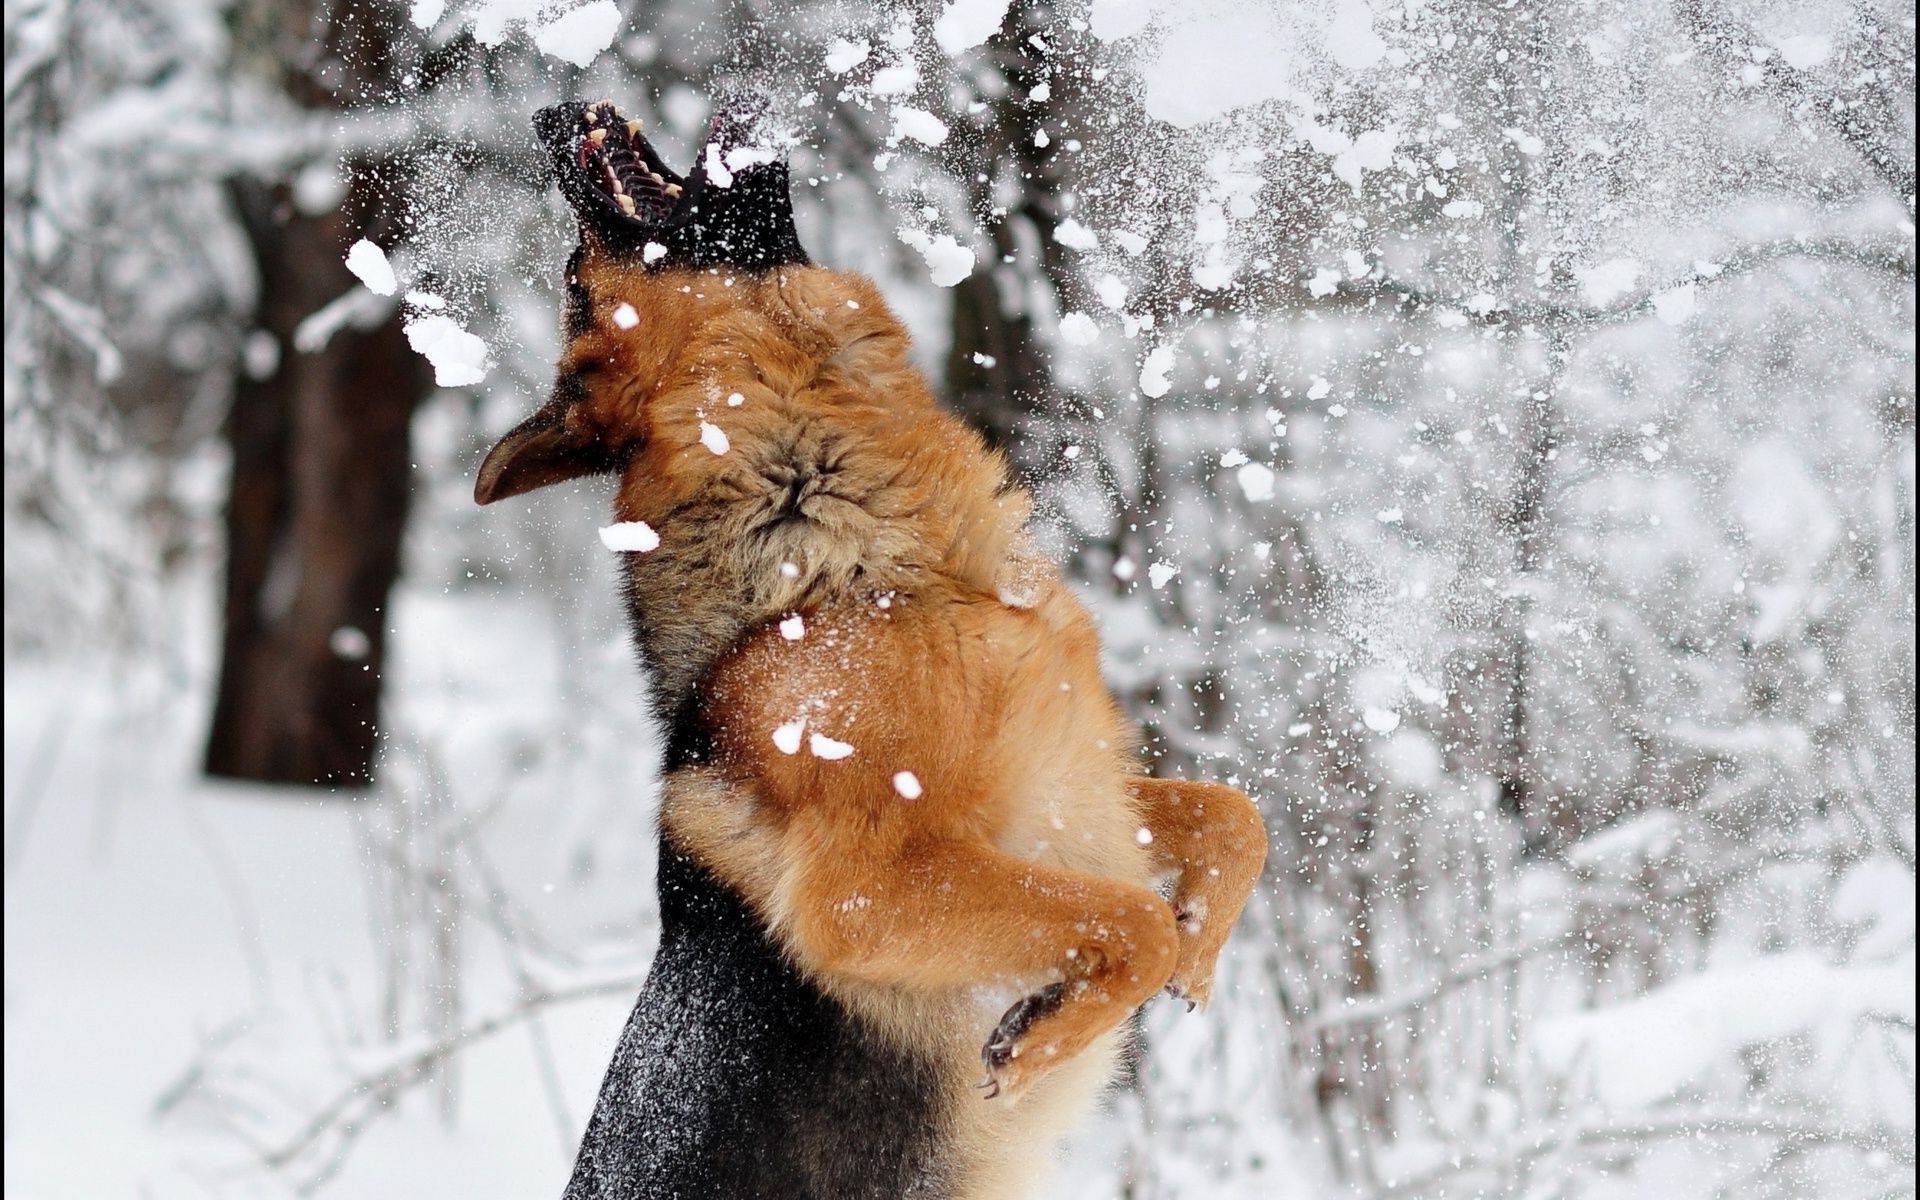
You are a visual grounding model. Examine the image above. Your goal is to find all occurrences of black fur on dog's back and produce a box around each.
[561,843,957,1200]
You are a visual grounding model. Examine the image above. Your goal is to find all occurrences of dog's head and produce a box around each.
[474,98,825,506]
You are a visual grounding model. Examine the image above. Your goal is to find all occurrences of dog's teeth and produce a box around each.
[664,183,683,199]
[626,119,643,137]
[587,128,608,145]
[616,193,636,215]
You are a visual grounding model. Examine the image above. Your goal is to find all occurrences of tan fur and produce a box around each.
[483,236,1268,1197]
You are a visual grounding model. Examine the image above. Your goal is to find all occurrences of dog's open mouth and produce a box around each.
[535,97,808,271]
[575,101,688,227]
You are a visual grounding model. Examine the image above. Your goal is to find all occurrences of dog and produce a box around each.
[475,99,1268,1200]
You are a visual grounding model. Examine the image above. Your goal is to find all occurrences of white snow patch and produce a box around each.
[532,1,621,68]
[779,614,806,641]
[698,421,730,455]
[403,314,489,387]
[1235,462,1276,502]
[1053,218,1100,251]
[611,302,639,329]
[772,719,806,755]
[1362,707,1402,734]
[1576,257,1641,306]
[642,242,668,265]
[344,239,397,296]
[870,62,920,96]
[1326,0,1387,71]
[1093,275,1129,310]
[809,732,855,761]
[1652,283,1697,325]
[898,229,976,287]
[892,771,924,799]
[824,38,870,74]
[409,0,446,28]
[1139,346,1175,398]
[892,107,949,146]
[1059,312,1101,346]
[933,0,1012,55]
[598,521,660,553]
[1147,561,1179,589]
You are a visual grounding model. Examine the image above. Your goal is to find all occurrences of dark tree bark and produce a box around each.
[204,0,430,788]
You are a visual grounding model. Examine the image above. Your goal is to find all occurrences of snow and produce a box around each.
[402,314,490,387]
[808,732,855,760]
[409,0,446,29]
[892,106,949,146]
[898,229,976,287]
[824,38,870,75]
[598,520,660,552]
[643,242,668,265]
[1234,461,1275,502]
[779,614,806,640]
[1147,561,1179,589]
[1053,218,1100,251]
[1652,283,1697,325]
[892,771,924,799]
[698,420,731,455]
[1536,952,1917,1108]
[869,63,921,97]
[344,238,397,296]
[1139,346,1175,398]
[531,2,622,68]
[1060,312,1101,346]
[1576,257,1642,306]
[933,0,1013,56]
[772,718,806,754]
[612,302,639,329]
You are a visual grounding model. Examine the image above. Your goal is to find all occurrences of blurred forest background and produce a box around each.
[3,0,1915,1196]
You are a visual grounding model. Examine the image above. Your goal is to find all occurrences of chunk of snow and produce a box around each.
[1053,218,1100,251]
[532,1,621,68]
[1307,268,1341,297]
[1147,561,1179,589]
[1059,312,1100,346]
[892,107,949,146]
[933,0,1012,55]
[899,230,976,287]
[1652,283,1696,325]
[1576,257,1641,306]
[1139,346,1175,398]
[1362,707,1402,733]
[643,242,668,265]
[1093,275,1129,309]
[329,626,371,660]
[1326,0,1387,71]
[870,62,920,96]
[1306,377,1332,401]
[611,302,639,329]
[344,240,397,296]
[809,733,855,760]
[779,614,805,640]
[1114,230,1150,257]
[772,719,805,755]
[1235,462,1276,502]
[892,771,924,799]
[698,421,730,455]
[1769,34,1832,68]
[598,521,660,553]
[824,38,870,74]
[403,314,489,387]
[410,0,445,28]
[1441,199,1484,219]
[703,142,734,189]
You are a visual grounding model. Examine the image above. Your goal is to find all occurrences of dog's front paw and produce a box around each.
[978,983,1067,1099]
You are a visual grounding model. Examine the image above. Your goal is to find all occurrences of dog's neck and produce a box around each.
[608,281,1036,717]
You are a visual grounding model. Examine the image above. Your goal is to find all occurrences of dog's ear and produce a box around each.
[474,390,615,505]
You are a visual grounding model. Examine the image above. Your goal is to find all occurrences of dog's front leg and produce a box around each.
[1128,778,1268,1010]
[777,836,1180,1100]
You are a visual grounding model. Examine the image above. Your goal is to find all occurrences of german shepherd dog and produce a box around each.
[476,100,1267,1200]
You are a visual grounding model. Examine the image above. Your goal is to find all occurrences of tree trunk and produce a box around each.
[204,179,427,788]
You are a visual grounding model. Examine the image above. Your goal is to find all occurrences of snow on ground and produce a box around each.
[1,581,1179,1198]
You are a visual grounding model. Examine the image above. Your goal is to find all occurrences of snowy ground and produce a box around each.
[1,583,1169,1199]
